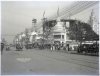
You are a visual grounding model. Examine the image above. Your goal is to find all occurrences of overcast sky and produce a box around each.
[1,1,74,43]
[1,1,99,43]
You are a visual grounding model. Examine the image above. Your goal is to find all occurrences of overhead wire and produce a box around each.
[36,1,98,30]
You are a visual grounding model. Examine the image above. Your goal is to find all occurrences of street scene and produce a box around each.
[1,48,99,75]
[1,1,99,75]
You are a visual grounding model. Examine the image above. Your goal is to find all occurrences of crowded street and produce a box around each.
[1,1,99,75]
[1,48,99,75]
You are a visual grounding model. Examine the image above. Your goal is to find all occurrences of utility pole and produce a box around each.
[41,11,47,47]
[75,20,78,42]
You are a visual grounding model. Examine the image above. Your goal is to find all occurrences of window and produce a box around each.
[54,35,61,39]
[62,35,64,39]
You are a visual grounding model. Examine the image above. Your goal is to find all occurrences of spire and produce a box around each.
[57,6,59,17]
[88,9,94,27]
[57,6,61,22]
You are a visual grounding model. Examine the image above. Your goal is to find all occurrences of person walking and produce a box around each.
[1,42,5,55]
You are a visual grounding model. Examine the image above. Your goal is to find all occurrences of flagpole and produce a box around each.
[43,11,45,18]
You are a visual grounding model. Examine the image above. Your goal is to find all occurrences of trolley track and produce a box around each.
[31,50,99,70]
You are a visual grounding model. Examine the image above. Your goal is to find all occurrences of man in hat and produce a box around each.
[1,42,5,55]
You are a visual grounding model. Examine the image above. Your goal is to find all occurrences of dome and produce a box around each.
[52,22,65,32]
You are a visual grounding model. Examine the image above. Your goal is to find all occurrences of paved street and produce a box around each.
[1,48,99,75]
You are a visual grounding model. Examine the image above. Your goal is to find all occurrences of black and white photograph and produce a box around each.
[0,0,99,75]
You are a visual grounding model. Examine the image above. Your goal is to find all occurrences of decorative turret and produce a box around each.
[88,9,99,34]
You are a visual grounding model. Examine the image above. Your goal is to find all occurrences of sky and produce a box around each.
[1,1,74,43]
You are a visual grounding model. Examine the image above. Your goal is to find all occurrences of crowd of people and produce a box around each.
[50,42,69,51]
[1,40,99,55]
[14,41,70,52]
[1,41,99,54]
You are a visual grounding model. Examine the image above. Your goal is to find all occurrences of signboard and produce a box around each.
[66,22,70,28]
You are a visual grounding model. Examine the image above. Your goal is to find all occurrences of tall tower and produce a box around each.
[89,9,94,28]
[88,9,99,34]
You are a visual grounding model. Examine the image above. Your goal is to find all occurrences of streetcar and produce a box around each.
[77,41,99,55]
